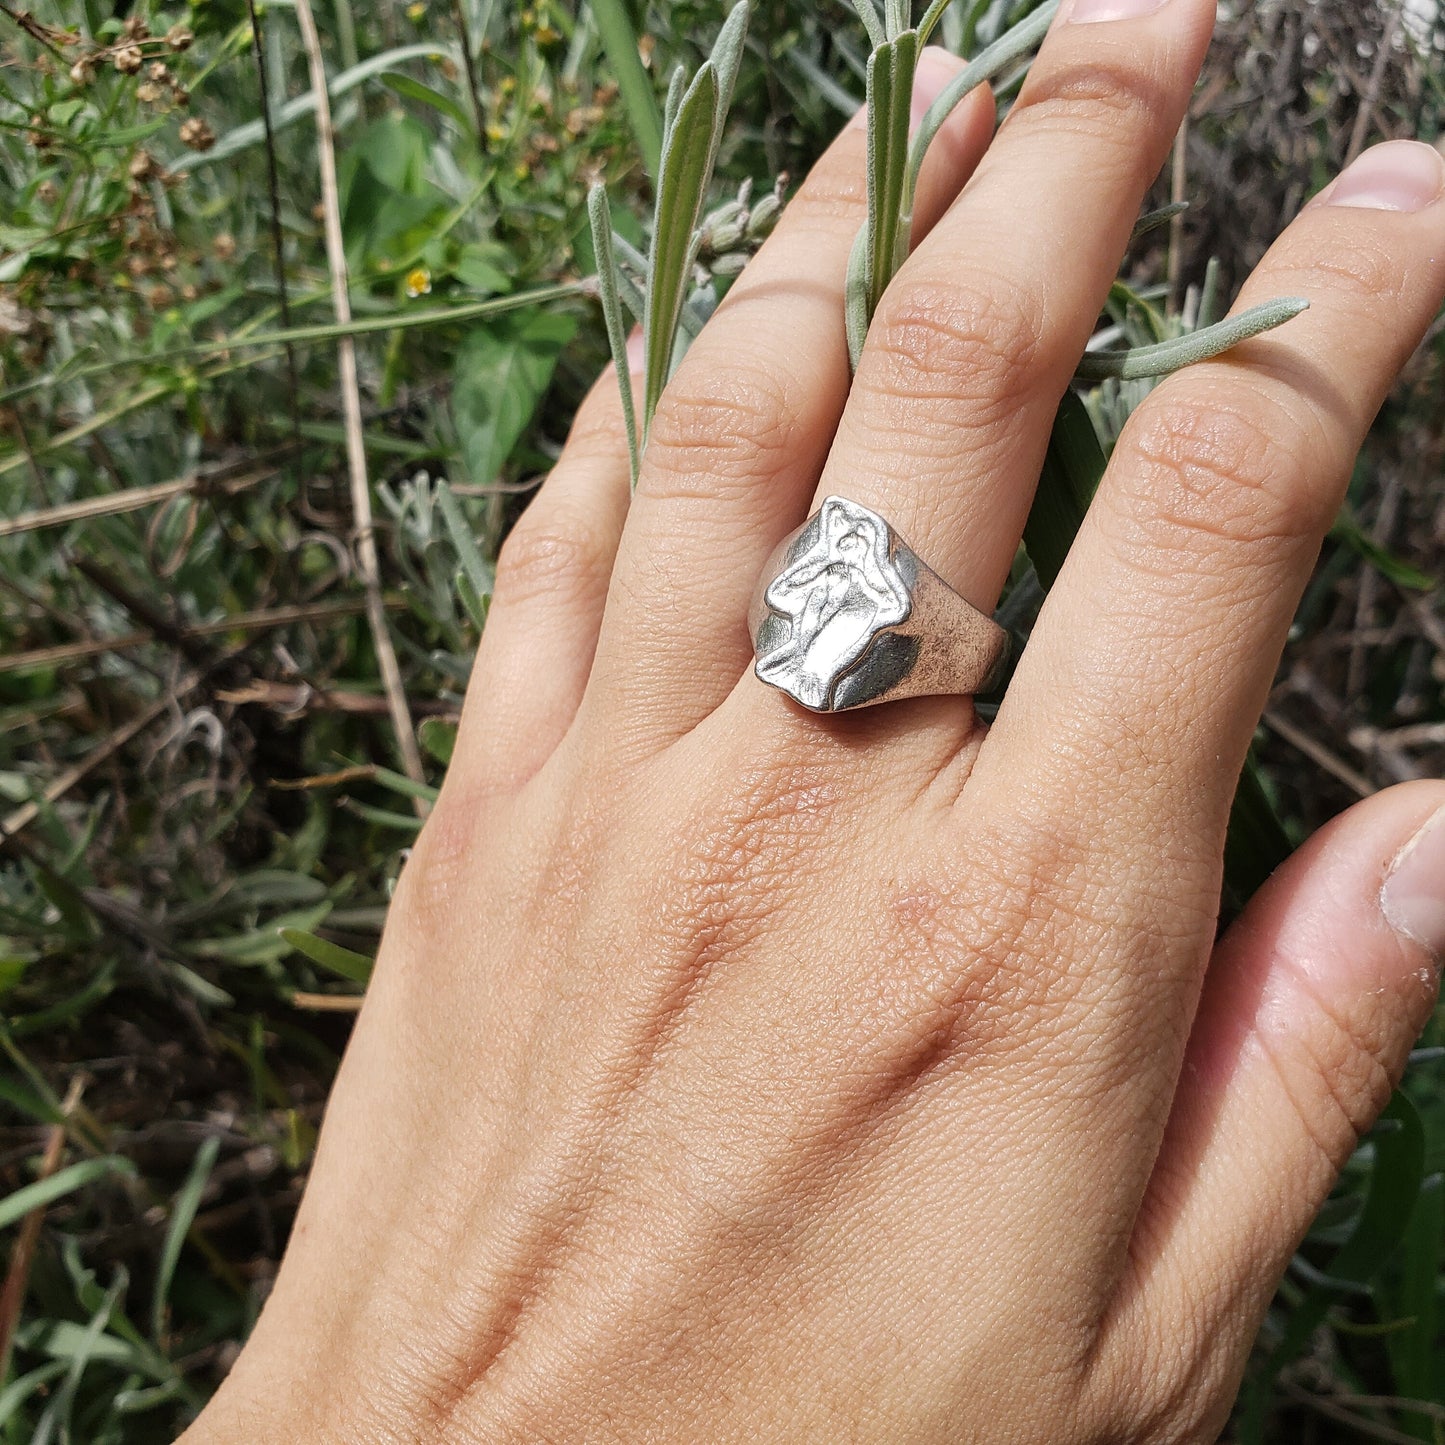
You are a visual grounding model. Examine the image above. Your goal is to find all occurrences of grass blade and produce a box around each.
[849,0,888,50]
[0,1158,135,1233]
[279,928,375,984]
[589,185,642,488]
[586,0,664,184]
[150,1137,220,1344]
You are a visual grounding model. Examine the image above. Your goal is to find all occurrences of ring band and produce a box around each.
[748,496,1009,713]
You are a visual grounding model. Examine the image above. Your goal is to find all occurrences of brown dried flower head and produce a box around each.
[113,44,143,74]
[166,24,195,51]
[179,117,215,152]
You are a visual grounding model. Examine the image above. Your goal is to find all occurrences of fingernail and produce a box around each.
[1325,140,1445,212]
[911,47,960,129]
[1066,0,1171,23]
[625,327,645,372]
[1382,807,1445,958]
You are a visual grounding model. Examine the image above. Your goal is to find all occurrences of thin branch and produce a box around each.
[0,1,65,59]
[1345,5,1402,168]
[1282,1379,1436,1445]
[245,0,304,450]
[0,681,198,841]
[1264,708,1375,799]
[293,0,427,803]
[290,992,365,1012]
[0,1076,85,1378]
[0,464,277,540]
[0,596,384,677]
[451,0,489,155]
[1167,112,1189,315]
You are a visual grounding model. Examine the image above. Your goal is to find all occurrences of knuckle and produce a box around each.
[1012,58,1174,153]
[1116,388,1334,557]
[865,276,1044,416]
[642,352,797,500]
[1309,239,1410,312]
[492,501,611,611]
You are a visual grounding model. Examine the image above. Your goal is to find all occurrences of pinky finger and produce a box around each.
[449,353,637,792]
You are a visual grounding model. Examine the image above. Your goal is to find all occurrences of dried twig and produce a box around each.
[0,596,385,677]
[1263,708,1376,799]
[0,679,200,840]
[1282,1378,1435,1445]
[1345,4,1403,167]
[452,0,489,156]
[244,0,304,454]
[290,992,365,1013]
[292,0,428,805]
[215,678,460,719]
[0,464,276,540]
[0,1076,86,1379]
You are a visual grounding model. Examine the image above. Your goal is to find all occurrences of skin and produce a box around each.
[184,3,1445,1441]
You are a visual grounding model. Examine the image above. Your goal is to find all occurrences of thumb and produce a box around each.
[1096,782,1444,1426]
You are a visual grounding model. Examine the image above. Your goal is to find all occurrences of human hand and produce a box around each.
[184,3,1445,1440]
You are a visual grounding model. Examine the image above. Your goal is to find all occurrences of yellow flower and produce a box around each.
[406,267,432,299]
[406,2,425,19]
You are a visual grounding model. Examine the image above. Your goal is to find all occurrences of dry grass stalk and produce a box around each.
[1,677,199,839]
[293,0,427,806]
[0,596,381,676]
[0,1076,87,1376]
[0,464,276,540]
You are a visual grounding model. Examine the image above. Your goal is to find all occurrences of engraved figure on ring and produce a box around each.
[755,496,911,710]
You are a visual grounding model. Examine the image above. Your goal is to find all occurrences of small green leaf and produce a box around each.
[907,1,1059,198]
[1075,297,1310,381]
[378,72,473,131]
[436,481,496,609]
[452,309,579,487]
[1332,510,1438,592]
[848,0,888,49]
[418,718,457,765]
[865,33,918,333]
[642,63,720,435]
[279,928,374,985]
[150,1137,220,1344]
[0,1157,136,1232]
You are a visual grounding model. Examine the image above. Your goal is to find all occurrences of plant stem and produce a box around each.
[293,0,428,802]
[245,0,303,454]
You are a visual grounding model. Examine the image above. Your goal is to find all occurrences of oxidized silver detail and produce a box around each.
[749,496,1009,713]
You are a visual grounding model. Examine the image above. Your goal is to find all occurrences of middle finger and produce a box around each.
[813,0,1218,624]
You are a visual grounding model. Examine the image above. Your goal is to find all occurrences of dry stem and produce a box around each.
[293,0,428,806]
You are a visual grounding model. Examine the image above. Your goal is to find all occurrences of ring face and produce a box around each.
[750,496,1008,713]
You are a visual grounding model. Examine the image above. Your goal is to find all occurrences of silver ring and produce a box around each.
[749,496,1009,713]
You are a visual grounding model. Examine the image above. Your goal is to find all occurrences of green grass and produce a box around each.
[1,2,1443,1439]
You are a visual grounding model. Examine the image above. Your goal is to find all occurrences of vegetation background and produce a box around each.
[0,0,1442,1438]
